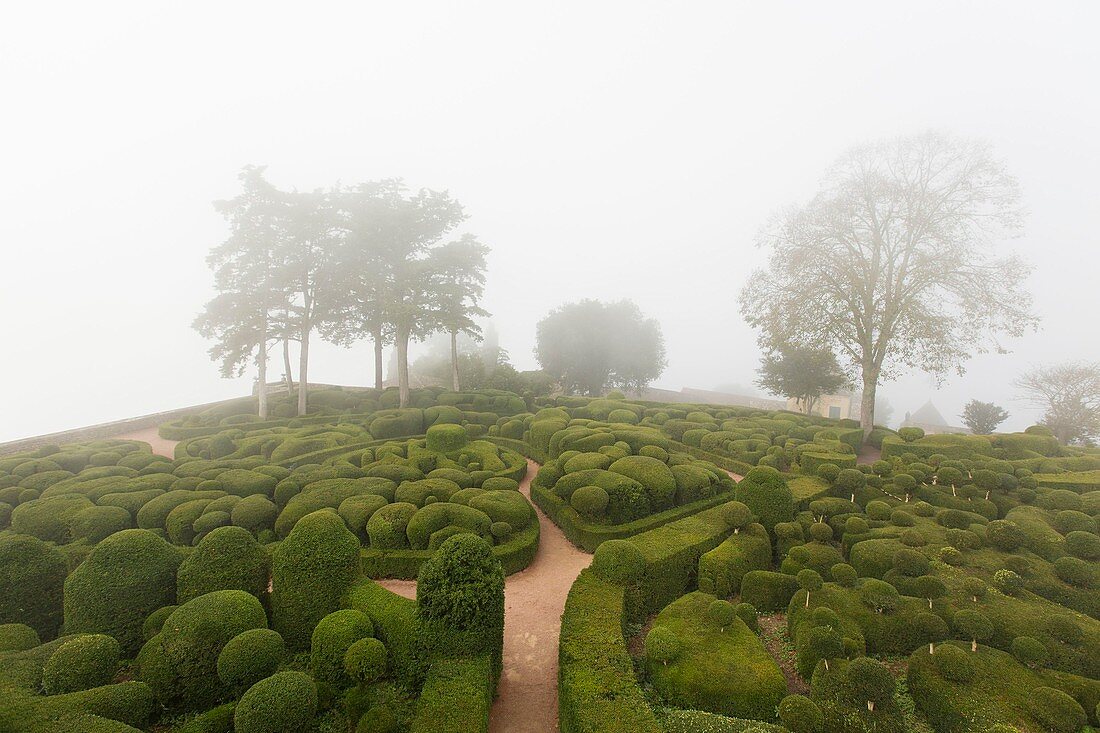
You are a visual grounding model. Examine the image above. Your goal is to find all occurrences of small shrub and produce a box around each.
[645,626,681,666]
[311,609,374,687]
[778,694,824,733]
[590,539,646,585]
[42,633,121,694]
[1010,635,1049,668]
[344,637,387,685]
[217,628,285,693]
[1031,686,1086,733]
[234,671,318,733]
[933,644,974,682]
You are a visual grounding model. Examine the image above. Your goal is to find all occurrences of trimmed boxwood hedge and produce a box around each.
[409,656,493,733]
[176,525,271,603]
[271,509,361,650]
[63,529,182,654]
[696,522,772,598]
[0,533,68,640]
[645,591,785,720]
[558,570,662,733]
[42,633,121,694]
[233,670,318,733]
[137,589,268,711]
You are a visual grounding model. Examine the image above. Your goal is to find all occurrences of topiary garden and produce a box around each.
[1,388,1099,732]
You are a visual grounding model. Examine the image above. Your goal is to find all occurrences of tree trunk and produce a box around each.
[929,642,935,654]
[298,325,309,416]
[283,337,294,392]
[372,325,384,391]
[257,320,268,420]
[397,326,410,408]
[859,371,879,439]
[971,639,977,652]
[451,330,460,392]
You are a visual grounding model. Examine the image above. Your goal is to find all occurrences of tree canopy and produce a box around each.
[740,132,1037,437]
[959,399,1009,435]
[756,345,849,414]
[535,299,666,396]
[1015,362,1100,445]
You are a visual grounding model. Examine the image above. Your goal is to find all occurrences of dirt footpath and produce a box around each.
[379,458,593,733]
[111,426,178,458]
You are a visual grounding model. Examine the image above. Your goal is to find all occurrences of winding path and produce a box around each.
[111,428,593,733]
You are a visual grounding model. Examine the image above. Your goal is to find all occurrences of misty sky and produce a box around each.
[3,2,1099,442]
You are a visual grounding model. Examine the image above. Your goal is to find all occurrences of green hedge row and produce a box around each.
[530,484,731,553]
[409,656,493,733]
[359,521,539,579]
[558,570,663,733]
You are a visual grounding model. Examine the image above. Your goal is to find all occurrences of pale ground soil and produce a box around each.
[111,423,594,733]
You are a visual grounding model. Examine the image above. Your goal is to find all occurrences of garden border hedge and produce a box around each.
[359,522,540,579]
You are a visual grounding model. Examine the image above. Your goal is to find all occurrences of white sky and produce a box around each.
[2,1,1098,441]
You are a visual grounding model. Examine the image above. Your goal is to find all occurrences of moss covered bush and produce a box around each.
[42,633,121,694]
[137,589,267,710]
[311,609,374,687]
[233,670,318,733]
[0,533,68,639]
[176,525,271,603]
[271,509,361,649]
[416,534,505,685]
[217,627,285,693]
[63,528,181,654]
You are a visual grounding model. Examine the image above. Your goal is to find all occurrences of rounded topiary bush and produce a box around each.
[142,605,177,641]
[1031,686,1086,733]
[344,636,387,685]
[831,563,857,587]
[177,526,271,604]
[0,533,67,640]
[608,455,678,511]
[1010,635,1049,669]
[778,694,824,733]
[234,671,318,733]
[933,644,974,682]
[42,633,121,694]
[570,485,610,517]
[1065,530,1100,560]
[809,522,834,543]
[899,427,924,442]
[217,628,285,693]
[69,505,132,544]
[722,501,754,533]
[357,704,398,733]
[705,599,736,631]
[63,528,182,654]
[137,589,268,711]
[417,534,505,684]
[1054,556,1095,588]
[425,424,468,454]
[591,539,646,585]
[645,625,681,666]
[272,510,360,650]
[735,466,793,534]
[735,602,758,632]
[311,609,374,687]
[231,494,279,534]
[0,623,39,652]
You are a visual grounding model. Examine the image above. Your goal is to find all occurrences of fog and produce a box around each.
[2,1,1098,442]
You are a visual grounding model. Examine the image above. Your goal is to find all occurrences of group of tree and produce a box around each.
[741,131,1037,438]
[194,167,489,416]
[534,299,667,396]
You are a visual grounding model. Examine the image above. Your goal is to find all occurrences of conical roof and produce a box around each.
[908,400,948,427]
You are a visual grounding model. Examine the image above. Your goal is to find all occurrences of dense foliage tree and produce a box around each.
[431,235,490,391]
[1014,362,1100,444]
[196,167,290,418]
[740,132,1037,437]
[535,299,666,395]
[756,345,849,414]
[960,399,1009,435]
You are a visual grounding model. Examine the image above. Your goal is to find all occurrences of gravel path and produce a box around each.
[111,426,178,458]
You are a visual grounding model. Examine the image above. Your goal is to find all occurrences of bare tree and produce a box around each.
[740,132,1037,438]
[1015,362,1100,444]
